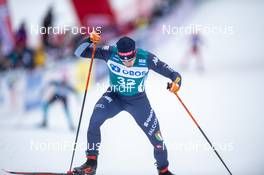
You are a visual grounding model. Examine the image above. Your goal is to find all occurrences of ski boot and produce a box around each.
[158,167,174,175]
[73,155,97,175]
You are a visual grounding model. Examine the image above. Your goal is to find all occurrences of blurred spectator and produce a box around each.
[42,6,54,48]
[150,0,180,24]
[7,46,35,69]
[15,21,27,49]
[34,46,46,67]
[0,77,3,104]
[6,71,19,108]
[7,22,35,69]
[41,6,76,60]
[0,0,14,57]
[0,38,8,71]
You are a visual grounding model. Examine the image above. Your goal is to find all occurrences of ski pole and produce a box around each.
[174,93,232,175]
[68,43,97,174]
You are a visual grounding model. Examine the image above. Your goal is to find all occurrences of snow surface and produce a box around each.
[1,1,264,175]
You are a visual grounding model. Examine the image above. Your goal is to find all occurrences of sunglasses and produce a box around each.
[118,50,136,62]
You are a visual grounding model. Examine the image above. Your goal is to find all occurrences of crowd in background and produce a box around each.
[0,6,81,72]
[0,0,180,73]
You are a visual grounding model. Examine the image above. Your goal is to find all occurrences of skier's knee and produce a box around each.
[89,117,104,130]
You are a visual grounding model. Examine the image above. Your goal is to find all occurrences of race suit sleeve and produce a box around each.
[147,52,182,85]
[74,38,114,62]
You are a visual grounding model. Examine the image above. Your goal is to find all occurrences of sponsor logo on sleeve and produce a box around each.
[138,59,147,66]
[95,104,105,109]
[139,59,146,63]
[102,45,110,50]
[103,96,113,103]
[148,118,158,136]
[153,56,159,66]
[163,64,175,72]
[144,109,154,127]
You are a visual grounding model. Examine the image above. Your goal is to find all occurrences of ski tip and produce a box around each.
[2,169,16,174]
[2,169,26,174]
[2,169,10,174]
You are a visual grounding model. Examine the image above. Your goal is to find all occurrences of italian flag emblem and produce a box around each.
[155,131,163,141]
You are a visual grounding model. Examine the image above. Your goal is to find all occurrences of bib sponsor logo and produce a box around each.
[110,63,121,72]
[107,60,148,78]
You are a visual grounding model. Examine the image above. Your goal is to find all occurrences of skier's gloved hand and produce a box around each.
[89,31,100,44]
[167,76,181,94]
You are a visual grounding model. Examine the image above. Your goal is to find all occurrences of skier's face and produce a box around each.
[118,50,136,67]
[122,57,136,67]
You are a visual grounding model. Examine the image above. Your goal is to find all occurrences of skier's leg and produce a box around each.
[86,91,123,156]
[61,96,75,131]
[195,50,204,72]
[42,103,48,127]
[42,95,56,127]
[74,92,123,174]
[125,94,169,169]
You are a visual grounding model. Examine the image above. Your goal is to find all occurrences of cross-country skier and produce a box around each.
[181,32,204,71]
[73,32,182,175]
[40,77,77,131]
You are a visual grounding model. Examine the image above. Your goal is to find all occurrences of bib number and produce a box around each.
[117,77,136,92]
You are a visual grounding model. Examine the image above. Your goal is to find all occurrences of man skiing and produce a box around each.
[73,32,182,175]
[181,32,204,71]
[40,77,77,131]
